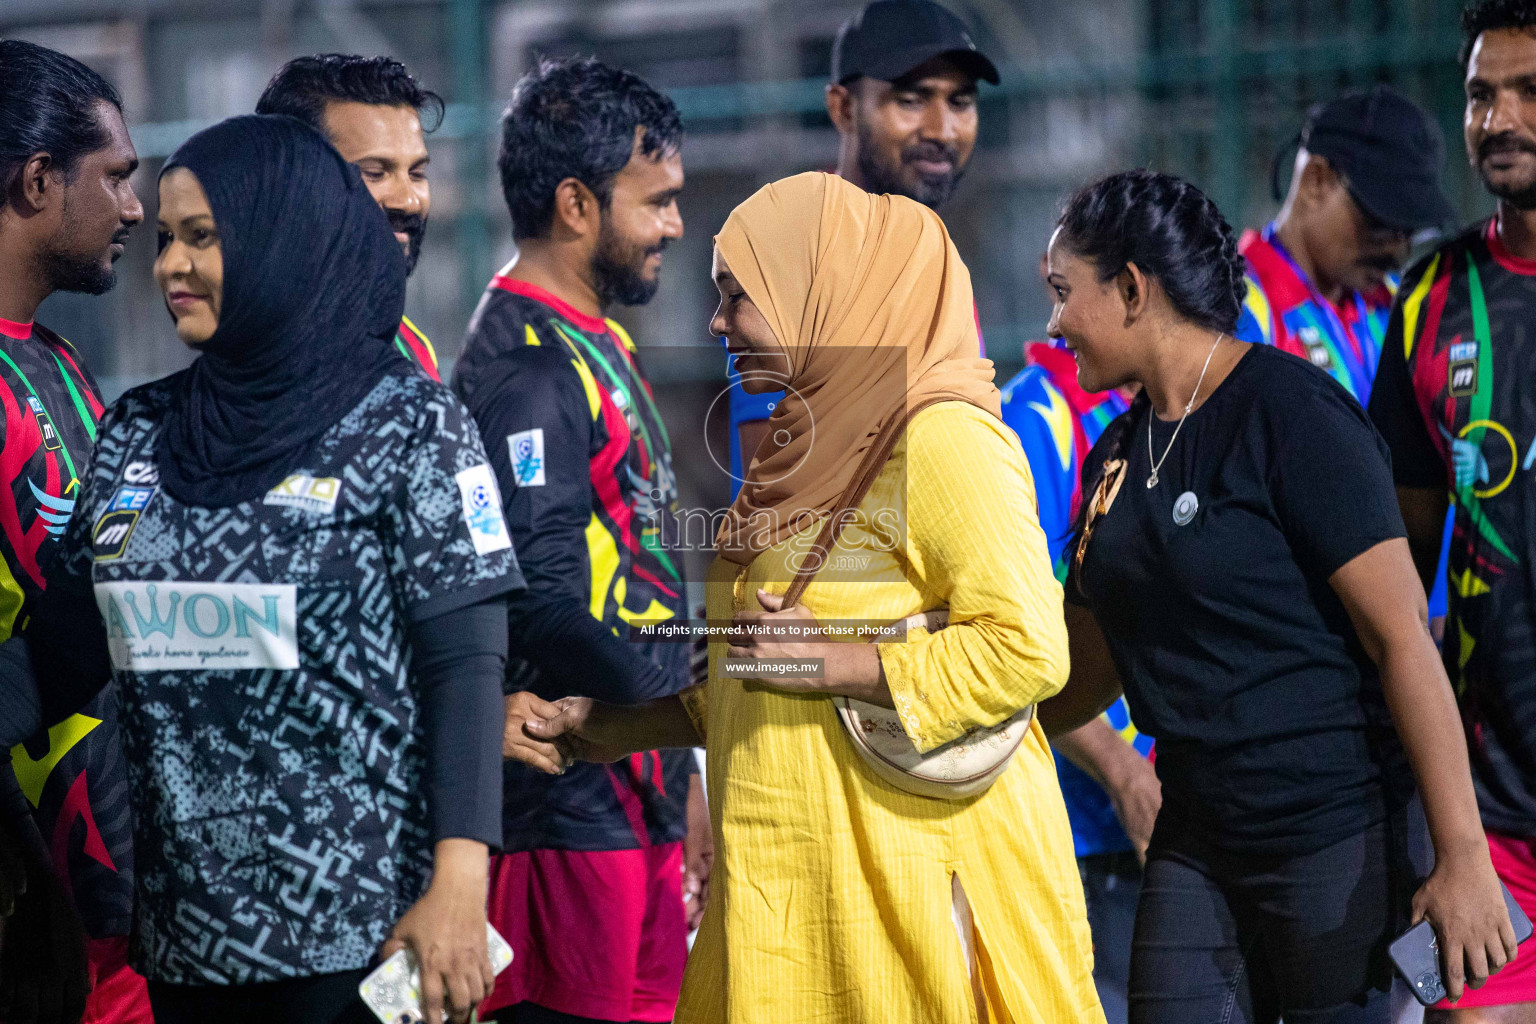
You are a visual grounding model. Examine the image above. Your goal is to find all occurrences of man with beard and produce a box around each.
[724,0,996,482]
[256,54,444,378]
[1370,1,1536,1018]
[0,39,146,1024]
[452,57,696,1024]
[1235,86,1455,405]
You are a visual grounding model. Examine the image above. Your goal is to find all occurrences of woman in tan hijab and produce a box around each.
[506,173,1102,1024]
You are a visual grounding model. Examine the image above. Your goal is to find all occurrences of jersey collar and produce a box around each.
[0,317,32,341]
[489,275,611,334]
[1486,217,1536,277]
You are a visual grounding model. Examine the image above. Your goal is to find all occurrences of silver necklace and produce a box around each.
[1147,332,1224,490]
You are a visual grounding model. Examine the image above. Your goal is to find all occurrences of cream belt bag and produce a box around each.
[778,398,1032,800]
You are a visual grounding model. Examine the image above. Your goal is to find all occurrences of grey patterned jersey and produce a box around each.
[50,368,522,985]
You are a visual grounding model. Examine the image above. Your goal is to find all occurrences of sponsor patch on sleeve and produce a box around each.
[455,463,512,555]
[507,428,546,487]
[123,460,159,486]
[108,486,156,512]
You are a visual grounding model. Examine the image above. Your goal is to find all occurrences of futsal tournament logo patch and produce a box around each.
[507,428,545,487]
[456,463,512,556]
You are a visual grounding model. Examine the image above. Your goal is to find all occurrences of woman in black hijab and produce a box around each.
[4,115,524,1024]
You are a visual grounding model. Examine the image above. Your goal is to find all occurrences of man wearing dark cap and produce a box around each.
[1236,85,1455,404]
[725,0,997,484]
[825,0,996,208]
[1371,2,1536,1017]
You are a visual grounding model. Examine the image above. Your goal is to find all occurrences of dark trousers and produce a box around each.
[1129,810,1418,1024]
[1081,850,1143,1024]
[147,968,375,1024]
[492,1002,669,1024]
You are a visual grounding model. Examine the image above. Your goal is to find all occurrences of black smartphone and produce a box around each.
[1390,881,1534,1007]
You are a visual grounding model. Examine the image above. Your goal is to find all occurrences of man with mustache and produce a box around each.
[1235,86,1455,404]
[452,57,695,1024]
[256,54,443,378]
[0,39,146,1024]
[1370,2,1536,1018]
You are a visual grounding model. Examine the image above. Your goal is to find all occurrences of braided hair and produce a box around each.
[1059,169,1246,593]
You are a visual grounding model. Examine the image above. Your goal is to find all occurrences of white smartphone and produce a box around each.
[358,922,515,1024]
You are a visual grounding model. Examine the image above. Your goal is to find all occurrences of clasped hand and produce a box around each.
[724,589,834,693]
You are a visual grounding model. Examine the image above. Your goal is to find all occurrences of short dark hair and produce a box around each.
[1460,0,1536,66]
[0,39,123,199]
[1056,168,1245,335]
[498,56,683,241]
[255,54,444,134]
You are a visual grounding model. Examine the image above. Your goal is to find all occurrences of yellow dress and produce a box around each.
[677,402,1103,1024]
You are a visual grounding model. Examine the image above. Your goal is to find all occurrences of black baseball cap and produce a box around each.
[831,0,1000,87]
[1300,85,1456,232]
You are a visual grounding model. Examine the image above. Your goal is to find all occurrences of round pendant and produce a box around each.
[1146,472,1159,489]
[1172,491,1199,526]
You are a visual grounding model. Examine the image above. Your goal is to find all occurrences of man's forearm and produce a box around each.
[1052,716,1140,790]
[586,695,702,753]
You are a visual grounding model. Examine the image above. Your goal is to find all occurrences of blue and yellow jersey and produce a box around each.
[1236,225,1396,405]
[1001,341,1150,858]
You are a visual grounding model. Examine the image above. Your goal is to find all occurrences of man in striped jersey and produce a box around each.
[1235,85,1454,406]
[1371,3,1536,1016]
[257,53,443,378]
[0,40,146,1024]
[454,57,696,1024]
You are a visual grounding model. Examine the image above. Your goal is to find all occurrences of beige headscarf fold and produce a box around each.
[714,171,1000,565]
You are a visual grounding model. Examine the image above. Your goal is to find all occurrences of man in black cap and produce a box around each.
[725,0,997,481]
[825,0,997,208]
[1235,84,1456,405]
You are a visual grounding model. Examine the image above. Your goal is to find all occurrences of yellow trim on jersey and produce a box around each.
[1453,566,1493,598]
[606,319,638,353]
[0,556,25,643]
[524,324,541,347]
[569,355,602,421]
[12,714,101,806]
[399,315,438,367]
[1401,253,1440,359]
[1241,273,1273,346]
[585,511,620,622]
[1024,386,1074,474]
[613,576,675,624]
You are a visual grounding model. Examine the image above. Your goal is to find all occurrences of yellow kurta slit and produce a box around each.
[678,402,1104,1024]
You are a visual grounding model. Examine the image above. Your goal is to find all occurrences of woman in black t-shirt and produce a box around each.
[1037,170,1511,1022]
